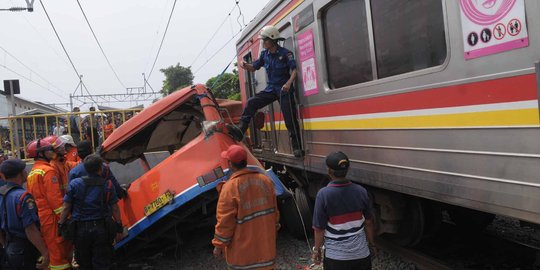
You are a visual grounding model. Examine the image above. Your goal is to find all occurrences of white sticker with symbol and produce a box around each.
[459,0,529,60]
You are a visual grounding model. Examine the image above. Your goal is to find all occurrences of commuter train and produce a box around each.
[236,0,540,245]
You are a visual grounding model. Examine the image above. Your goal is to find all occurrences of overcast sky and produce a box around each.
[0,0,267,109]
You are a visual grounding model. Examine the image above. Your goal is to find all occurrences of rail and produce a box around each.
[0,108,143,158]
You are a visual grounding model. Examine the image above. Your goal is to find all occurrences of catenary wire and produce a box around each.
[38,0,82,79]
[193,29,243,75]
[188,4,238,68]
[0,62,68,100]
[144,0,172,73]
[9,0,71,67]
[39,0,98,106]
[76,0,127,89]
[146,0,182,81]
[0,45,70,97]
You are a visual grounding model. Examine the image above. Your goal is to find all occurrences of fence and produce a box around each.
[0,108,142,159]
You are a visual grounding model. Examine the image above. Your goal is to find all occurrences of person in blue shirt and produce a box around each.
[68,140,127,199]
[0,159,49,269]
[311,152,377,270]
[59,154,123,270]
[239,25,303,157]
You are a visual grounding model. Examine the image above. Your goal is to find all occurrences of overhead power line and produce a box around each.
[188,4,238,68]
[0,45,70,97]
[193,29,243,75]
[146,0,182,81]
[0,62,68,100]
[193,0,247,76]
[75,0,126,89]
[38,0,82,79]
[38,0,98,105]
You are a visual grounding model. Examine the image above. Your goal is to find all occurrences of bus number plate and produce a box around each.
[144,191,174,216]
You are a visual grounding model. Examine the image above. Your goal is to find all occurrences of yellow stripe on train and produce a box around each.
[262,109,540,131]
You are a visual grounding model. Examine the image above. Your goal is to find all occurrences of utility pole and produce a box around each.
[3,80,21,158]
[0,0,34,12]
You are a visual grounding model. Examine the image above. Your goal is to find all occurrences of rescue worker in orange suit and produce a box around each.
[0,159,49,269]
[26,137,72,270]
[212,145,280,270]
[60,135,80,164]
[238,25,303,157]
[50,136,78,196]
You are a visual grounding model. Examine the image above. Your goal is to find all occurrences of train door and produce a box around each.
[242,52,275,152]
[270,24,297,156]
[242,24,300,156]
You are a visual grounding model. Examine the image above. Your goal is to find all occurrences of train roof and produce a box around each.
[236,0,283,47]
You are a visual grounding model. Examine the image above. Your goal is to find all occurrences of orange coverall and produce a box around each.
[51,159,77,194]
[103,123,115,140]
[65,147,81,163]
[212,169,279,270]
[27,160,72,270]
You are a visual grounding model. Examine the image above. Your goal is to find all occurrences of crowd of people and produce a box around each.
[0,107,136,160]
[0,135,127,269]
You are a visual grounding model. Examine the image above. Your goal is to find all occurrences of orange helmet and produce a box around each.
[26,136,61,158]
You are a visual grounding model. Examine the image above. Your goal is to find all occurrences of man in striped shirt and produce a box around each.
[311,151,377,270]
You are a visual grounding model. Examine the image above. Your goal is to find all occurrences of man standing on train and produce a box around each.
[238,25,303,157]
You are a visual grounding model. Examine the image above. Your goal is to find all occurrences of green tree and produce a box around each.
[160,63,194,96]
[205,72,240,100]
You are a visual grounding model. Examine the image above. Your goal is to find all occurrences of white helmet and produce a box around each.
[259,25,282,40]
[60,135,76,147]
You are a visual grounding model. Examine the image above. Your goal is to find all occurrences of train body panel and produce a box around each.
[236,0,540,224]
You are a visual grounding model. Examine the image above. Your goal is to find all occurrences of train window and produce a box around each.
[371,0,446,78]
[323,0,373,89]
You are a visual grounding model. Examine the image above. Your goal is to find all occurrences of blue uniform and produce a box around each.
[252,46,297,93]
[64,174,118,221]
[0,183,40,239]
[69,162,124,198]
[65,174,119,269]
[240,46,302,153]
[0,183,41,270]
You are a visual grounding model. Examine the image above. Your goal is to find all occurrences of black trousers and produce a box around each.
[323,255,372,270]
[5,237,39,270]
[240,89,301,149]
[74,220,113,270]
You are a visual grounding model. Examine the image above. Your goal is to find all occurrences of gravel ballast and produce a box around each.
[129,229,414,270]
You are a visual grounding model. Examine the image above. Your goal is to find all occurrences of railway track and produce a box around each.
[377,238,453,270]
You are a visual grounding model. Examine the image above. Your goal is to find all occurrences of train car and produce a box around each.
[99,84,287,255]
[236,0,540,245]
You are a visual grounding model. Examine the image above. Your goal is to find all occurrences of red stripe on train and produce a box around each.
[302,74,537,119]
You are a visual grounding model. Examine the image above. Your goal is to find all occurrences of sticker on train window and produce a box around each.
[460,0,529,59]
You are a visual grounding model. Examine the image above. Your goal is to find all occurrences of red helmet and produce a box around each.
[26,136,60,158]
[42,136,63,150]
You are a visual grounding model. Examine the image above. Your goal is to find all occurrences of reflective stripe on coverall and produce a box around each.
[212,169,279,270]
[27,160,72,270]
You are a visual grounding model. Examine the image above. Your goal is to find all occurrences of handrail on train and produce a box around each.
[0,108,143,158]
